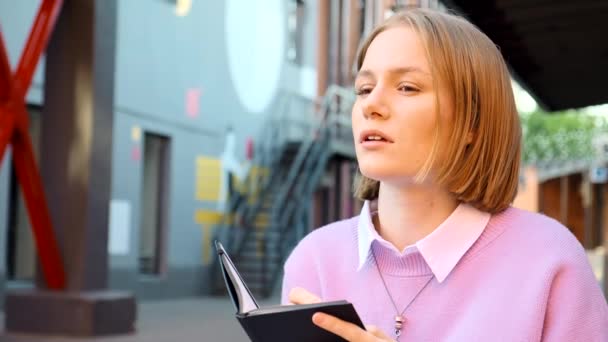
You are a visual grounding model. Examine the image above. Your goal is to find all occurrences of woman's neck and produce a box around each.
[373,181,459,251]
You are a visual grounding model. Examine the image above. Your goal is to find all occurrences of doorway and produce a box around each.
[5,107,41,284]
[138,132,171,276]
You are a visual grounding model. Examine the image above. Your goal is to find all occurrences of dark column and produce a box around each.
[4,0,136,336]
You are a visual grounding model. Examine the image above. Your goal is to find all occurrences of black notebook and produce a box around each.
[214,241,365,342]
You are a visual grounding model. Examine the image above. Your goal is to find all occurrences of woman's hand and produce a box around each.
[288,287,322,305]
[313,313,394,342]
[289,288,394,341]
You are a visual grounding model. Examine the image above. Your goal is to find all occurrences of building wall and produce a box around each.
[0,0,322,301]
[540,177,563,222]
[566,174,586,245]
[0,0,45,105]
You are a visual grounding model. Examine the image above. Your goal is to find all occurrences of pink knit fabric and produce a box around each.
[281,205,608,341]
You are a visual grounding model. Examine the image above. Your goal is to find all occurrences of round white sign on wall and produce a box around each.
[225,0,285,114]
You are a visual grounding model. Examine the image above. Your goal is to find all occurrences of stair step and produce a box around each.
[253,219,269,227]
[241,229,281,237]
[239,242,282,252]
[261,202,275,210]
[241,233,282,242]
[238,249,279,259]
[238,251,282,259]
[238,267,282,278]
[240,269,281,280]
[240,230,281,238]
[237,250,283,259]
[235,254,284,265]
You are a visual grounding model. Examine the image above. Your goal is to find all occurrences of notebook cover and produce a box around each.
[236,301,364,342]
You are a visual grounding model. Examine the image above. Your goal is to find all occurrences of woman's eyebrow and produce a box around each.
[356,66,431,81]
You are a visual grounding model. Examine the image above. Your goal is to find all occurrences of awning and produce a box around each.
[445,0,608,111]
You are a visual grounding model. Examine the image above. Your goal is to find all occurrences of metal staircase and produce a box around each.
[210,85,355,298]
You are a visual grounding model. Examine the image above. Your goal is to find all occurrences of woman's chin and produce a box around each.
[359,166,417,184]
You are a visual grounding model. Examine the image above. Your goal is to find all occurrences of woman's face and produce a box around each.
[352,26,454,186]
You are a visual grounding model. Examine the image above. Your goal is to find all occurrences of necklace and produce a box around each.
[371,249,434,339]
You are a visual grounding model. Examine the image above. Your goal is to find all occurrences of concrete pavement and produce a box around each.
[0,294,280,342]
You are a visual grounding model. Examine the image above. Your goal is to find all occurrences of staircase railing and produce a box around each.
[210,85,356,296]
[263,126,333,295]
[208,93,296,293]
[211,91,294,251]
[261,85,356,295]
[228,94,320,256]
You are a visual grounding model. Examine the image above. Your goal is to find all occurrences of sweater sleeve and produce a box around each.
[541,245,608,341]
[280,238,323,305]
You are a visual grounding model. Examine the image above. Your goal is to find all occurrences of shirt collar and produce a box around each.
[357,200,491,283]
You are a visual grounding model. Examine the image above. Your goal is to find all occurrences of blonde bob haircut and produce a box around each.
[353,8,521,214]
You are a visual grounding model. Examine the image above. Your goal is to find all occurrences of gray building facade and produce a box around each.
[0,0,327,304]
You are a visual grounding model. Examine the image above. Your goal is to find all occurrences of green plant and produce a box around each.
[521,110,606,165]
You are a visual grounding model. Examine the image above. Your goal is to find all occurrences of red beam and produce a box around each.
[0,107,15,163]
[13,0,64,100]
[0,0,66,290]
[13,106,65,290]
[0,27,12,102]
[0,26,14,177]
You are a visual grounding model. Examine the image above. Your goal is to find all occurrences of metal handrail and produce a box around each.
[260,86,354,293]
[210,85,356,296]
[209,92,294,288]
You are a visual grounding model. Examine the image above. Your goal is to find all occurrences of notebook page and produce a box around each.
[217,242,259,313]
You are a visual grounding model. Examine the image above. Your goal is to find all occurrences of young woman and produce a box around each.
[281,8,608,341]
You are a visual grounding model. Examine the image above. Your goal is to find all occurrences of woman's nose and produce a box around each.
[361,88,390,120]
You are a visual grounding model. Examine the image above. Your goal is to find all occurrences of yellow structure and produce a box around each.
[194,155,270,264]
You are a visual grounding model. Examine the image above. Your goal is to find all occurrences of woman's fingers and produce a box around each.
[289,289,394,341]
[365,325,393,340]
[288,287,322,305]
[312,315,396,342]
[313,312,371,341]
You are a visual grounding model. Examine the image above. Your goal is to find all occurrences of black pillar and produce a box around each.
[4,0,136,336]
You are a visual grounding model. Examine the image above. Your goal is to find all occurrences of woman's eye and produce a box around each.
[398,85,419,93]
[355,87,372,96]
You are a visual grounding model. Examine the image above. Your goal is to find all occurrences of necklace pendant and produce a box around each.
[394,315,405,337]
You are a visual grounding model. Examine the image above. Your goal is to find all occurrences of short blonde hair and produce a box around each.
[353,8,521,214]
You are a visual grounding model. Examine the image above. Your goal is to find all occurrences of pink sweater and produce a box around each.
[281,203,608,341]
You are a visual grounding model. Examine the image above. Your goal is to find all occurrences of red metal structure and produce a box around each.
[0,0,65,290]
